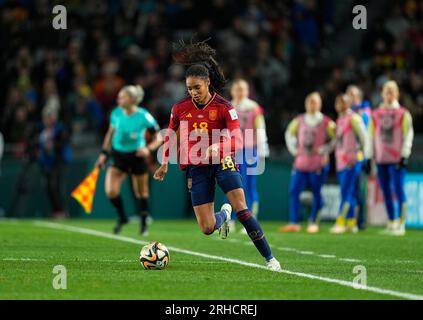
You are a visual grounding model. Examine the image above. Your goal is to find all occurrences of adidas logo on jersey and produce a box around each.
[186,113,192,118]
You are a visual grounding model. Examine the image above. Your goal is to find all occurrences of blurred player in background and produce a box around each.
[347,85,372,128]
[330,94,371,234]
[0,131,3,216]
[38,107,72,219]
[281,92,336,233]
[371,80,414,236]
[347,85,373,229]
[154,41,281,271]
[228,79,269,233]
[96,85,162,235]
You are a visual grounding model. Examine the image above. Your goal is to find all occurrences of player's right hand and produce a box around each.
[153,164,168,181]
[96,154,107,169]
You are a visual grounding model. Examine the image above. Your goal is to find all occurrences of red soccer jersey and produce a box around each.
[162,93,243,170]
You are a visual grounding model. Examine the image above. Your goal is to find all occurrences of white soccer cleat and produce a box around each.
[348,225,359,234]
[380,221,398,235]
[330,224,346,234]
[266,258,282,271]
[218,204,232,239]
[393,223,406,236]
[307,224,319,234]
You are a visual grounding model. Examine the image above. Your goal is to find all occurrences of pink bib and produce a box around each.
[372,107,405,164]
[237,105,263,149]
[294,114,330,172]
[336,112,359,171]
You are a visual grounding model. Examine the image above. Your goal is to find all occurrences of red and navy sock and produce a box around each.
[237,209,273,261]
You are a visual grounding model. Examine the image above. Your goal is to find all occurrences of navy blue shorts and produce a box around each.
[186,159,243,207]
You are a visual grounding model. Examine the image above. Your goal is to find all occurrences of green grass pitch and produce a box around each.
[1,219,423,300]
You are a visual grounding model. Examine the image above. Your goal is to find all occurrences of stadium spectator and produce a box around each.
[0,0,421,157]
[38,107,72,218]
[68,84,105,149]
[93,58,125,116]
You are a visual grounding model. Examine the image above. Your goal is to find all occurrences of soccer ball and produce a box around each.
[139,242,170,270]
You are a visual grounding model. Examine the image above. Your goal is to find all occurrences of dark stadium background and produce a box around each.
[0,0,422,220]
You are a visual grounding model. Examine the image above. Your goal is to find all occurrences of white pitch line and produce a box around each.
[394,260,418,264]
[274,245,360,262]
[1,257,136,263]
[298,251,314,255]
[2,258,47,262]
[277,247,297,252]
[225,237,363,263]
[339,258,362,263]
[33,221,423,300]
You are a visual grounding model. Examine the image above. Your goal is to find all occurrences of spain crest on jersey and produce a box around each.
[209,110,217,121]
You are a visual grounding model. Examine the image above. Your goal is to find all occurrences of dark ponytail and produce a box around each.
[172,40,226,93]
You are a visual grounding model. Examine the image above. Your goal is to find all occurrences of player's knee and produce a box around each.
[200,224,215,235]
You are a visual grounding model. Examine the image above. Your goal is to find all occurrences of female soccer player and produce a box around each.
[281,92,336,234]
[153,41,281,271]
[371,80,414,236]
[347,85,373,229]
[330,94,370,234]
[228,79,269,233]
[96,85,162,235]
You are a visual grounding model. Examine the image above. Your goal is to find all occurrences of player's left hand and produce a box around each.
[136,147,150,158]
[153,164,168,181]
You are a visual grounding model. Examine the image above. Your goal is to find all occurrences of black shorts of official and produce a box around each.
[110,149,148,175]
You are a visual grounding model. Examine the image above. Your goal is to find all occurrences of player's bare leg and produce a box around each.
[226,188,281,271]
[132,174,150,236]
[193,202,231,238]
[105,166,128,234]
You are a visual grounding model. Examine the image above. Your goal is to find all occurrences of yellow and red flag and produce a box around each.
[71,167,99,214]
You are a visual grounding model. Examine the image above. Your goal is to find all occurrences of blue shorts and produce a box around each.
[186,159,243,207]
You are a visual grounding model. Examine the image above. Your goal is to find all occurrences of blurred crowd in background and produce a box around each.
[1,0,423,163]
